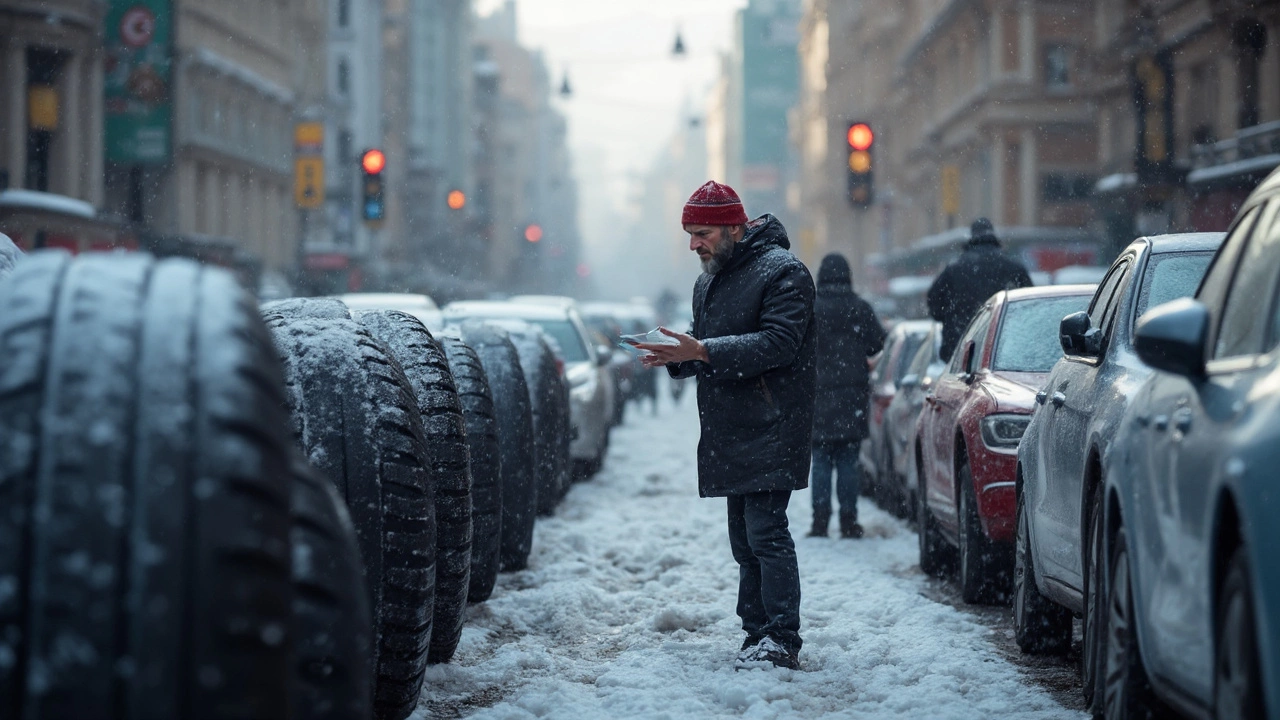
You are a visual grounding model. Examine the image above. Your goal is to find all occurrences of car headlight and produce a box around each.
[980,414,1029,451]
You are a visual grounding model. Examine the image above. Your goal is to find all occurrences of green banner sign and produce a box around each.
[104,0,172,164]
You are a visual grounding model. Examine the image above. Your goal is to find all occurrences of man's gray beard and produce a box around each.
[700,232,735,274]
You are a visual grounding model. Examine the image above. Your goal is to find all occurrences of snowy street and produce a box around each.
[415,393,1087,720]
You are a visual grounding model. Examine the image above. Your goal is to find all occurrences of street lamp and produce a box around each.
[672,28,686,57]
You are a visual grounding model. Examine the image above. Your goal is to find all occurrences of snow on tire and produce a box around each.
[457,323,537,572]
[260,296,352,323]
[266,314,436,720]
[0,253,295,718]
[289,452,374,719]
[507,328,572,516]
[438,334,503,603]
[354,310,472,665]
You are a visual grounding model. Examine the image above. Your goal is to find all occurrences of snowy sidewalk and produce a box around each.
[413,394,1085,720]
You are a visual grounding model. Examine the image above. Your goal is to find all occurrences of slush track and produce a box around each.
[412,394,1086,720]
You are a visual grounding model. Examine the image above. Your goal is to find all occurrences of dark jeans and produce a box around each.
[726,490,802,653]
[811,442,861,520]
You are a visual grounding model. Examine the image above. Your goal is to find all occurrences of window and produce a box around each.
[1135,252,1215,319]
[526,320,589,362]
[1044,45,1072,88]
[337,0,350,28]
[949,308,992,374]
[993,296,1092,372]
[1216,201,1280,358]
[336,57,350,95]
[1088,260,1130,331]
[1042,173,1095,203]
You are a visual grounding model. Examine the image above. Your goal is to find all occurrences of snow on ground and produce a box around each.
[414,391,1086,720]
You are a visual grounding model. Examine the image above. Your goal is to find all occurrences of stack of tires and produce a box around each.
[0,253,372,719]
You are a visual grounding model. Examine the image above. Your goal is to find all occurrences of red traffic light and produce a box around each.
[361,148,386,175]
[524,224,543,243]
[847,123,874,151]
[447,189,466,210]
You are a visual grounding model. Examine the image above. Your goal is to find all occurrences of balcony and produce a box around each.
[1187,120,1280,189]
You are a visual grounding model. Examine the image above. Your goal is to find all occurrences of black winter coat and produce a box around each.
[812,278,885,446]
[927,240,1032,360]
[668,215,817,498]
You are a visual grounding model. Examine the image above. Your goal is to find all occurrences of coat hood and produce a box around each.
[817,253,852,288]
[721,214,790,274]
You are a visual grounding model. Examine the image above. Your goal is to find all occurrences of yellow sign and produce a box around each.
[295,157,324,209]
[941,164,961,216]
[294,122,324,152]
[28,86,59,130]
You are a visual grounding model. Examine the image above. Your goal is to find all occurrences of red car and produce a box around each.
[914,285,1093,603]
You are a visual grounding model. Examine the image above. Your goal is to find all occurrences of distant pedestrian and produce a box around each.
[635,180,815,671]
[927,218,1032,360]
[809,253,884,539]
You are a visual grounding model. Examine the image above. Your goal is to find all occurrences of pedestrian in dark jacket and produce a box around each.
[809,253,884,539]
[927,218,1032,360]
[636,180,815,672]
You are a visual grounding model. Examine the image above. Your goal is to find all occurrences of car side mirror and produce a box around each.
[1133,298,1209,379]
[899,374,920,389]
[1059,311,1093,355]
[596,346,613,367]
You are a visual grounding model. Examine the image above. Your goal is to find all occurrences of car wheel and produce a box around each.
[1215,546,1264,720]
[917,456,956,577]
[266,314,436,720]
[355,311,473,666]
[0,254,296,717]
[1013,490,1072,655]
[958,464,1009,603]
[1082,483,1106,713]
[1103,527,1157,719]
[438,335,504,604]
[459,324,538,572]
[289,452,374,720]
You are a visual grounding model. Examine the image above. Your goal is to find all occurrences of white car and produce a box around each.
[442,300,615,474]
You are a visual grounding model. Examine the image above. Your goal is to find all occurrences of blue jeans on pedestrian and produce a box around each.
[811,442,861,521]
[726,490,802,653]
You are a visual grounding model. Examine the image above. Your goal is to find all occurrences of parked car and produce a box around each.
[1100,169,1280,720]
[579,301,639,425]
[863,320,933,507]
[1013,233,1223,710]
[443,301,614,477]
[338,292,443,331]
[880,322,943,518]
[915,285,1093,603]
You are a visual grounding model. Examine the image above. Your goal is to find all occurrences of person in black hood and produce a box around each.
[636,180,815,672]
[809,253,884,539]
[927,218,1032,361]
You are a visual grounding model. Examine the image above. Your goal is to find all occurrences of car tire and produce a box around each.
[0,253,295,717]
[1081,483,1107,714]
[458,324,538,572]
[354,311,472,666]
[1013,489,1072,655]
[290,452,375,720]
[437,334,504,604]
[261,296,353,322]
[511,333,570,516]
[1103,527,1158,719]
[1215,546,1264,720]
[917,452,956,578]
[266,315,436,720]
[958,463,1009,604]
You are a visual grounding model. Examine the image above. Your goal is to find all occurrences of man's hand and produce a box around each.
[636,327,709,368]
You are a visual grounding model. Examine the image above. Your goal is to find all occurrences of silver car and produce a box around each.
[443,300,614,475]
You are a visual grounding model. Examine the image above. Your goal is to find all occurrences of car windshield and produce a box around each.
[1136,251,1215,318]
[992,296,1091,372]
[895,332,928,382]
[526,319,590,362]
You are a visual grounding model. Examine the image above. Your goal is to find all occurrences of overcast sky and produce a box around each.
[475,0,747,269]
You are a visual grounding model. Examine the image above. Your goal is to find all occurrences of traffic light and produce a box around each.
[360,148,385,223]
[447,189,466,210]
[524,224,543,243]
[846,122,874,208]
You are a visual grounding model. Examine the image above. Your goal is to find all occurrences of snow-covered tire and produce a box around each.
[458,323,537,571]
[265,314,436,720]
[509,330,571,515]
[0,252,295,718]
[438,335,503,603]
[261,296,352,323]
[354,310,471,665]
[290,452,374,719]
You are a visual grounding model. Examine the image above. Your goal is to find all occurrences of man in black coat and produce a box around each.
[637,180,815,671]
[810,253,884,539]
[927,218,1032,360]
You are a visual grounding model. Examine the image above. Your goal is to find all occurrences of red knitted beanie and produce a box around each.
[681,180,748,226]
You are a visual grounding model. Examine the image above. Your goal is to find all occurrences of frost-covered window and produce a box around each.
[993,296,1090,372]
[337,57,350,96]
[1135,251,1214,318]
[1044,45,1071,89]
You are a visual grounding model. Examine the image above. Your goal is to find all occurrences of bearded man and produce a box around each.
[635,180,816,670]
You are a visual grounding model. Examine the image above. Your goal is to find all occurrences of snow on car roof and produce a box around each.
[443,300,570,321]
[339,292,439,311]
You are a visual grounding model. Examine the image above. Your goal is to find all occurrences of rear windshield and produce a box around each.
[1136,251,1215,318]
[894,332,928,382]
[527,319,590,362]
[992,296,1091,372]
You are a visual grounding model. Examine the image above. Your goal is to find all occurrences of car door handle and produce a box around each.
[1035,390,1047,405]
[1050,392,1066,408]
[925,395,937,406]
[1174,409,1193,434]
[1135,414,1150,428]
[1152,414,1169,432]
